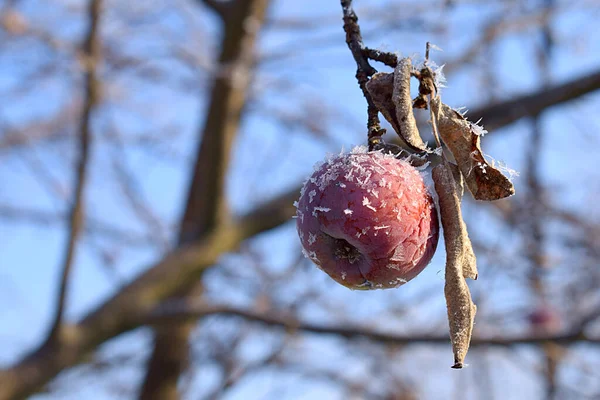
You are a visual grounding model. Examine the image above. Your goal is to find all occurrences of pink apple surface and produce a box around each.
[295,146,439,290]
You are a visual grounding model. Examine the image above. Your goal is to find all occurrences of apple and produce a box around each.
[295,146,439,289]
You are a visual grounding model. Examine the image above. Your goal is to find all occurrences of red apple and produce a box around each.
[295,146,439,289]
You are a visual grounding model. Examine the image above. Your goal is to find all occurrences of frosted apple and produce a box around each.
[295,146,439,289]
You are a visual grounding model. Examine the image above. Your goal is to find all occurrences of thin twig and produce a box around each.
[46,0,102,341]
[362,47,398,68]
[340,0,385,148]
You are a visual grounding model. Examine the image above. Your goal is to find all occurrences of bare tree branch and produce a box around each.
[146,302,600,347]
[340,0,385,147]
[138,0,271,398]
[46,0,102,342]
[470,69,600,131]
[0,187,297,400]
[2,3,600,398]
[1,57,599,397]
[202,0,228,19]
[0,204,160,247]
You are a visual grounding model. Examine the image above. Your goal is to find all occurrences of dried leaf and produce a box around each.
[430,97,515,201]
[366,73,398,129]
[366,58,428,152]
[392,58,428,151]
[433,161,477,369]
[447,161,464,198]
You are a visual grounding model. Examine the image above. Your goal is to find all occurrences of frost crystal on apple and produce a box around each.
[295,148,439,290]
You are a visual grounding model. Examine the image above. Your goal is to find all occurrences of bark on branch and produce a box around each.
[138,0,271,398]
[0,188,297,400]
[146,302,600,347]
[47,0,102,342]
[470,69,600,130]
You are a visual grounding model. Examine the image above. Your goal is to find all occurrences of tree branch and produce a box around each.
[470,69,600,131]
[202,0,228,19]
[340,0,385,148]
[1,63,599,398]
[146,302,600,347]
[2,17,600,397]
[2,60,599,398]
[46,0,102,342]
[138,0,271,398]
[0,187,297,400]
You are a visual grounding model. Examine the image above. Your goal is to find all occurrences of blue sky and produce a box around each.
[1,0,600,398]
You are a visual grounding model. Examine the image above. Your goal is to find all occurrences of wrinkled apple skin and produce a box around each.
[295,146,439,290]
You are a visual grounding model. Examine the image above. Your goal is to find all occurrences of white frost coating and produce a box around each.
[302,248,318,261]
[307,232,317,245]
[362,197,377,212]
[312,206,331,217]
[341,271,347,280]
[344,209,353,215]
[454,106,468,116]
[293,200,299,208]
[374,225,390,230]
[308,190,316,203]
[351,145,369,154]
[363,172,371,185]
[379,177,387,187]
[396,209,402,221]
[484,152,520,181]
[338,182,347,188]
[470,119,488,136]
[344,169,355,182]
[296,209,304,223]
[434,64,446,88]
[371,189,379,198]
[370,157,387,172]
[325,152,335,165]
[429,43,443,52]
[317,170,339,191]
[388,277,408,287]
[300,177,308,197]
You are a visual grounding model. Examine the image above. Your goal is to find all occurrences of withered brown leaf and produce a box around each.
[365,58,428,152]
[430,97,515,201]
[433,161,477,369]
